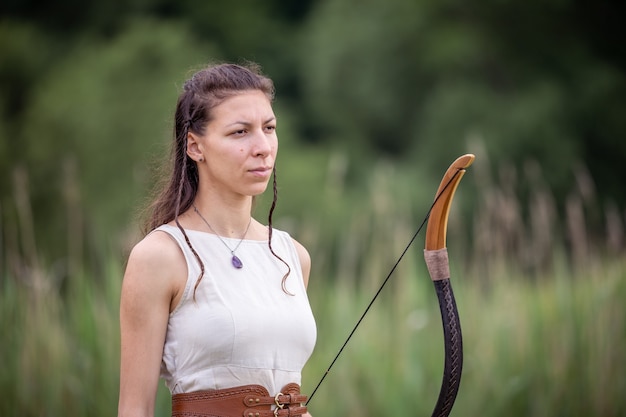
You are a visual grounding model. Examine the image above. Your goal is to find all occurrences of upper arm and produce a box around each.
[292,238,311,289]
[118,232,186,417]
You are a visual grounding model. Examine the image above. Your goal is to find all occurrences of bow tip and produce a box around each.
[453,154,475,170]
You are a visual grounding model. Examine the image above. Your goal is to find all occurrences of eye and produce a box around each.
[231,129,247,137]
[264,125,276,133]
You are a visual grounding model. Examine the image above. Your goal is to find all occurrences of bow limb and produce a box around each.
[424,153,474,417]
[425,153,475,251]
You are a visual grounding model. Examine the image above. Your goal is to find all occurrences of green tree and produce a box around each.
[299,0,626,207]
[14,20,217,263]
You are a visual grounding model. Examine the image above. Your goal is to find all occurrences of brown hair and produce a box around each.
[144,62,292,295]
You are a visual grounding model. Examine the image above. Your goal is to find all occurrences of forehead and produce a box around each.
[211,90,274,122]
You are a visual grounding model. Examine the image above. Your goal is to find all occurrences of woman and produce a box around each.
[118,63,316,417]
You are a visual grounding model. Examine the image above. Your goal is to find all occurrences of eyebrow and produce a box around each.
[225,117,276,128]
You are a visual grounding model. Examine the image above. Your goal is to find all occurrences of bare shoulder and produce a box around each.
[118,230,186,413]
[126,230,185,280]
[128,229,183,265]
[291,237,311,288]
[123,230,188,311]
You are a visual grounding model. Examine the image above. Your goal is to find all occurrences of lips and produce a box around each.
[248,166,272,176]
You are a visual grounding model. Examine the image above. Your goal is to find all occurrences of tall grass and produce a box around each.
[1,157,624,416]
[2,248,624,416]
[297,156,626,417]
[302,256,626,417]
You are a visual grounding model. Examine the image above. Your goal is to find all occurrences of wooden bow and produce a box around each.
[306,154,475,416]
[424,153,475,417]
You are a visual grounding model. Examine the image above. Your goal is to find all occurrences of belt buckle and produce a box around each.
[273,392,284,417]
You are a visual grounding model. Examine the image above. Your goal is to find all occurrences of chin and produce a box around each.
[248,185,270,196]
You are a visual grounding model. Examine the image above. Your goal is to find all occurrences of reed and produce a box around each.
[1,156,624,416]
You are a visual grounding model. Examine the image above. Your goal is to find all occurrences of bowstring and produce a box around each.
[306,169,462,405]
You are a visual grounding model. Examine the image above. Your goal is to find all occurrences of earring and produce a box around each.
[199,157,204,162]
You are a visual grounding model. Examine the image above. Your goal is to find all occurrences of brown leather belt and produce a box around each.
[171,383,308,417]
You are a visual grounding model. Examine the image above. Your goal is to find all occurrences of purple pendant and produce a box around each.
[231,254,243,269]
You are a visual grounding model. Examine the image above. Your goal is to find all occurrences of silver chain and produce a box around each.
[192,204,252,257]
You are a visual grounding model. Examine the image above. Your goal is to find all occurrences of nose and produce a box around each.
[252,129,274,157]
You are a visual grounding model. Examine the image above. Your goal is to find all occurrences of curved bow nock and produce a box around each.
[425,154,475,252]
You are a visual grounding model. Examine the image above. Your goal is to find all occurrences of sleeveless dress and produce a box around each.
[154,224,317,397]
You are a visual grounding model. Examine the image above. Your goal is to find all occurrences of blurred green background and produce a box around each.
[1,0,625,416]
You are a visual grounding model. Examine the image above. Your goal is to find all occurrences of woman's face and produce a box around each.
[192,89,278,198]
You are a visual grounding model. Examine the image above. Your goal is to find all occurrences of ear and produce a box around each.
[186,131,204,162]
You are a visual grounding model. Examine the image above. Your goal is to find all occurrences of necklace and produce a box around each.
[192,204,252,269]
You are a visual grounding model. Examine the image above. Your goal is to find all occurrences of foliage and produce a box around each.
[1,19,217,267]
[0,1,625,414]
[25,19,213,228]
[302,257,626,417]
[300,0,626,207]
[2,127,624,416]
[2,219,624,416]
[1,0,625,268]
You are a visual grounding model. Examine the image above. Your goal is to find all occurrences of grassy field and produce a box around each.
[2,246,624,416]
[2,158,624,416]
[303,255,626,417]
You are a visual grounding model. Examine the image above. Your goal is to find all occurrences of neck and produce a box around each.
[191,199,253,238]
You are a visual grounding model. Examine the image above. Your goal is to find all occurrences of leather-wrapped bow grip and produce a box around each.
[424,153,474,417]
